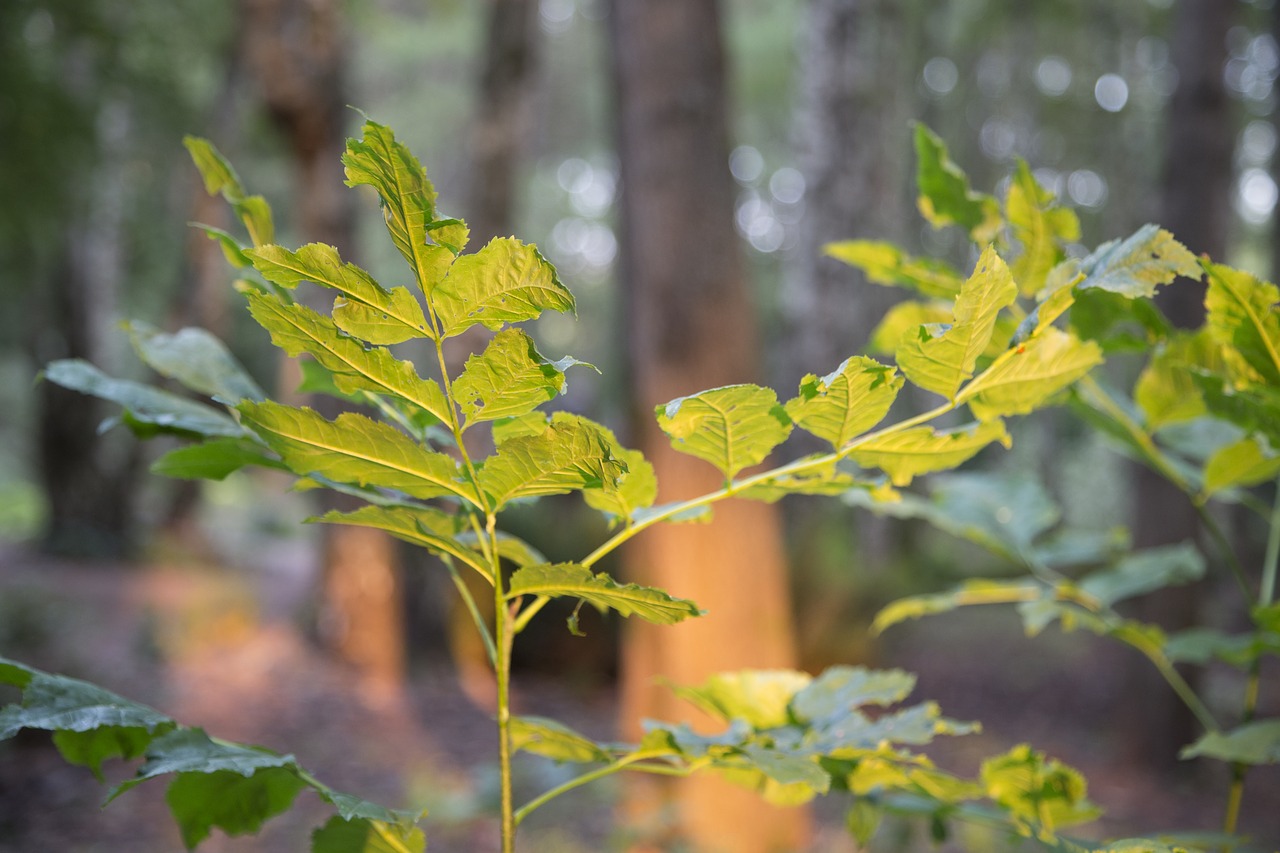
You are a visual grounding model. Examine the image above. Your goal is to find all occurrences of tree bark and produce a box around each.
[609,2,806,850]
[240,0,405,700]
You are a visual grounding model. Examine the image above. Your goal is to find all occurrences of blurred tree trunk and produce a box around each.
[240,0,405,700]
[1124,0,1236,769]
[609,2,806,850]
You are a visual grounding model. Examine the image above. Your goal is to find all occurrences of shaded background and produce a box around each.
[2,0,1279,850]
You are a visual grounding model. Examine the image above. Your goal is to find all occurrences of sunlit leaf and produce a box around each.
[245,293,451,424]
[656,384,792,480]
[1076,224,1199,299]
[315,505,489,581]
[785,357,903,449]
[239,401,478,505]
[849,420,1010,487]
[127,322,266,404]
[151,438,284,480]
[823,240,964,298]
[1006,159,1079,296]
[913,124,1002,243]
[506,563,702,625]
[192,223,252,268]
[246,243,431,344]
[896,246,1018,399]
[510,716,610,763]
[312,817,426,853]
[184,137,274,246]
[675,670,812,729]
[960,327,1103,422]
[1202,436,1280,499]
[868,301,952,355]
[478,415,626,507]
[872,579,1041,634]
[453,328,590,424]
[43,360,245,438]
[1202,260,1280,386]
[737,456,867,503]
[583,446,658,523]
[433,238,574,337]
[1180,719,1280,764]
[1134,331,1221,431]
[980,745,1101,834]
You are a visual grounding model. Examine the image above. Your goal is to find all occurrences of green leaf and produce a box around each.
[1164,627,1280,667]
[980,745,1101,834]
[245,293,451,424]
[583,446,658,523]
[656,384,792,480]
[1180,719,1280,764]
[868,301,953,355]
[454,329,590,424]
[959,327,1103,422]
[785,357,903,450]
[849,420,1010,487]
[823,240,964,298]
[790,666,917,725]
[478,415,626,507]
[239,401,478,505]
[43,360,245,439]
[343,120,442,293]
[315,505,490,581]
[873,579,1041,633]
[314,791,422,827]
[1078,543,1205,606]
[913,124,1002,243]
[896,246,1018,399]
[433,238,574,337]
[1006,159,1080,297]
[506,563,702,625]
[1076,224,1199,299]
[151,438,284,480]
[1070,286,1173,353]
[676,670,812,729]
[737,456,868,503]
[1191,370,1280,446]
[192,223,252,268]
[1134,332,1221,431]
[184,136,244,199]
[127,322,266,404]
[510,715,610,763]
[246,243,431,345]
[738,744,830,792]
[1202,260,1280,385]
[1202,436,1280,498]
[52,727,157,781]
[0,657,35,688]
[166,766,306,849]
[312,816,427,853]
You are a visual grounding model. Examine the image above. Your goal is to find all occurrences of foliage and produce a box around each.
[4,120,1276,851]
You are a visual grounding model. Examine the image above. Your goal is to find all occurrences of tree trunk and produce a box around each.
[609,2,806,850]
[240,0,405,700]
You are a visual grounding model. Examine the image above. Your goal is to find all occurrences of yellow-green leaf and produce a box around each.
[1076,224,1199,299]
[1202,436,1280,499]
[453,329,589,424]
[245,293,450,424]
[674,670,812,729]
[656,384,793,480]
[868,301,952,355]
[785,357,903,450]
[583,447,658,523]
[1134,331,1221,431]
[913,124,1002,243]
[1180,719,1280,765]
[849,420,1011,487]
[1202,260,1280,386]
[1006,159,1079,297]
[823,240,964,299]
[314,505,492,581]
[433,238,574,337]
[510,716,611,763]
[238,401,477,505]
[506,563,702,624]
[981,745,1101,834]
[960,328,1102,422]
[478,415,626,508]
[896,246,1018,399]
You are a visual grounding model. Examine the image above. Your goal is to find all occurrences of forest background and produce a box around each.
[1,0,1278,850]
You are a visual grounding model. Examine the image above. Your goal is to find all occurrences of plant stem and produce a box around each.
[514,753,699,825]
[1194,503,1254,600]
[444,560,498,668]
[488,511,516,853]
[1260,476,1280,607]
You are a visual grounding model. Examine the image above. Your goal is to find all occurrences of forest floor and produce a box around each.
[1,541,1277,853]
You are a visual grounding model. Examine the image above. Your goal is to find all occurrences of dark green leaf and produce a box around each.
[0,668,173,743]
[52,727,157,780]
[151,438,284,480]
[127,322,265,404]
[913,124,1002,242]
[656,384,792,479]
[506,563,702,625]
[312,816,427,853]
[166,766,306,849]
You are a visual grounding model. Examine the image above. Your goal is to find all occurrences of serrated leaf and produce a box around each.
[510,715,611,763]
[868,301,953,355]
[980,745,1100,833]
[492,411,551,444]
[913,124,1002,243]
[151,438,284,480]
[583,447,658,523]
[823,240,964,298]
[184,136,244,199]
[872,579,1041,633]
[1006,159,1080,296]
[315,791,421,827]
[52,727,157,780]
[1191,370,1280,445]
[107,727,296,801]
[506,563,702,625]
[675,670,812,729]
[1076,224,1199,299]
[343,120,441,293]
[43,360,245,438]
[1078,543,1205,606]
[791,666,917,725]
[239,401,477,505]
[478,415,625,507]
[656,384,792,480]
[0,657,35,688]
[245,293,450,424]
[127,322,266,404]
[1180,719,1280,764]
[896,246,1018,399]
[192,223,252,268]
[785,357,903,449]
[312,816,426,853]
[246,243,431,344]
[960,327,1103,421]
[315,505,491,580]
[454,329,588,424]
[167,766,306,849]
[737,456,867,503]
[1202,260,1280,385]
[433,238,574,337]
[1134,332,1222,431]
[849,420,1010,487]
[1202,436,1280,498]
[1070,286,1173,353]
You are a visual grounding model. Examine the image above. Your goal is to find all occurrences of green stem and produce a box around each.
[514,753,699,825]
[512,595,550,635]
[1077,376,1192,491]
[444,560,498,668]
[488,511,516,853]
[1194,503,1254,600]
[580,400,956,569]
[1260,476,1280,607]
